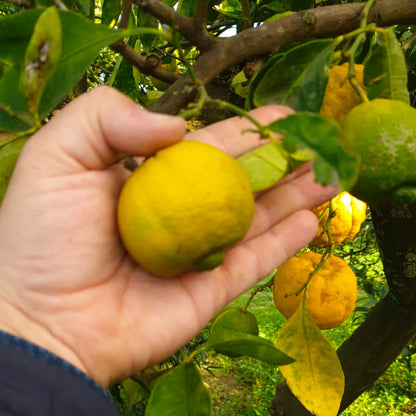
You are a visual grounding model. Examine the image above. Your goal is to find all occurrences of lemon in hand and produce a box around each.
[117,140,255,278]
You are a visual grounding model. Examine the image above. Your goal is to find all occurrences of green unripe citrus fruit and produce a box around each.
[339,99,416,205]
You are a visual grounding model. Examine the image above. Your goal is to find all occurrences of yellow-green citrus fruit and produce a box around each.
[339,99,416,205]
[310,192,367,248]
[320,63,365,123]
[273,251,357,330]
[117,140,255,278]
[210,307,259,336]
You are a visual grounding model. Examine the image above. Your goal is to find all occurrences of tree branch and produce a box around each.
[193,0,210,29]
[150,0,416,114]
[110,40,178,83]
[119,0,133,29]
[133,0,215,51]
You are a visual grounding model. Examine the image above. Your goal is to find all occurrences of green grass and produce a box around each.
[202,276,416,416]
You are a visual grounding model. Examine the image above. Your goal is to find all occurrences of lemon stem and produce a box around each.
[241,272,276,312]
[286,249,333,298]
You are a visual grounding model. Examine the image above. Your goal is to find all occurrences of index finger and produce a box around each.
[186,105,293,157]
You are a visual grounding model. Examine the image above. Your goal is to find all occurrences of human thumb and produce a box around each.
[15,86,186,178]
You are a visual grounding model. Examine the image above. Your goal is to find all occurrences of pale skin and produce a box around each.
[0,86,336,388]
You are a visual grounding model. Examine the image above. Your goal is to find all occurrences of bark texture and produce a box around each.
[150,0,416,114]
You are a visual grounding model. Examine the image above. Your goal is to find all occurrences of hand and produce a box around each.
[0,87,336,387]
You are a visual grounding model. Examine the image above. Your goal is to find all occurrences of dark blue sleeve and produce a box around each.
[0,331,121,415]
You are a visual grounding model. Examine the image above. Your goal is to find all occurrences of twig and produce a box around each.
[241,273,276,312]
[110,40,178,83]
[51,0,68,10]
[133,0,215,51]
[193,0,210,29]
[119,0,133,29]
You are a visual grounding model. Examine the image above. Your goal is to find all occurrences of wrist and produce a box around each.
[0,295,89,379]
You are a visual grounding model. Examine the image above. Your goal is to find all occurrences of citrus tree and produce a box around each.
[1,0,416,415]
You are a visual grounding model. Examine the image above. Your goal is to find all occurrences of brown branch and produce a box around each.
[193,0,210,29]
[3,0,30,8]
[110,40,178,83]
[150,0,416,114]
[119,0,133,29]
[134,0,215,51]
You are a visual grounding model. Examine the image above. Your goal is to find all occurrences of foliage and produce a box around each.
[1,0,416,415]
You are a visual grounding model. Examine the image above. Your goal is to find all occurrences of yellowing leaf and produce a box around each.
[237,143,288,192]
[275,295,344,416]
[20,6,62,115]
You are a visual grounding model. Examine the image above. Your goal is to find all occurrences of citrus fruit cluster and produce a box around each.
[117,140,255,278]
[273,251,357,330]
[310,192,367,248]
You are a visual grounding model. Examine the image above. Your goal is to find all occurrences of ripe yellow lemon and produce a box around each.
[117,140,255,278]
[339,99,416,205]
[273,251,357,330]
[310,192,367,248]
[320,63,365,123]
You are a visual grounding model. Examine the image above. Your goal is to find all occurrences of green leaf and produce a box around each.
[269,112,359,190]
[0,135,29,204]
[288,0,314,11]
[145,362,212,416]
[0,65,33,131]
[260,0,287,13]
[205,328,294,365]
[177,0,197,18]
[121,378,150,405]
[250,40,335,112]
[230,70,250,99]
[39,11,126,117]
[364,28,410,104]
[20,6,62,115]
[102,0,122,26]
[214,0,246,20]
[237,142,289,191]
[75,0,92,16]
[275,295,345,416]
[0,9,126,132]
[135,8,158,53]
[210,307,259,336]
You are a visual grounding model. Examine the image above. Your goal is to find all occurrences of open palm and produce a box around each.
[0,87,336,387]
